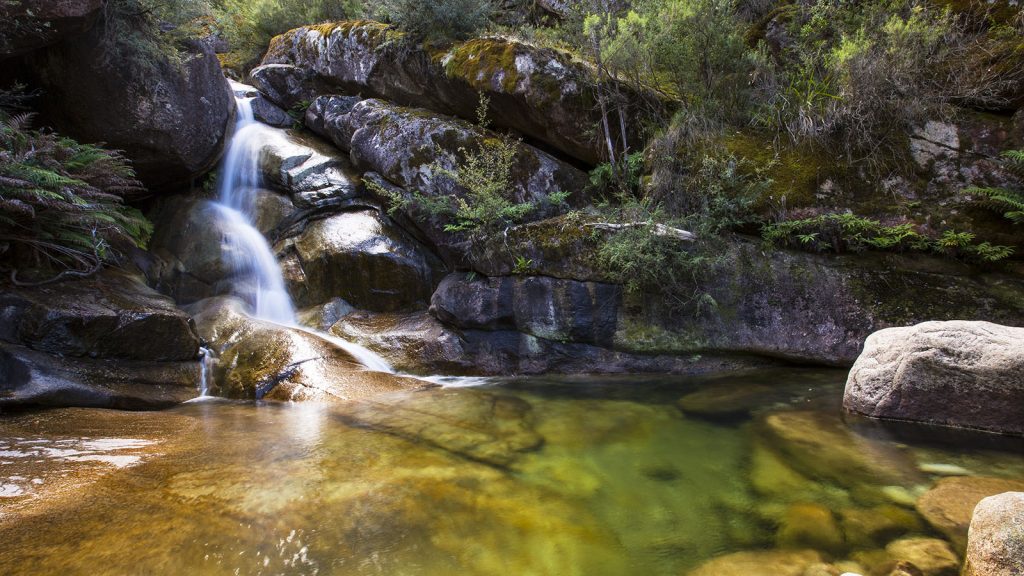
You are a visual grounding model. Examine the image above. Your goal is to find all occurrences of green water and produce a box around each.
[0,368,1021,575]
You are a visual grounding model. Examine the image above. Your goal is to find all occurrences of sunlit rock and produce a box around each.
[963,491,1024,576]
[915,476,1024,552]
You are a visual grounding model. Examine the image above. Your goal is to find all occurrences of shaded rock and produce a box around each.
[333,387,543,467]
[0,271,199,361]
[248,63,315,110]
[963,491,1024,576]
[688,549,825,576]
[776,503,846,554]
[261,21,662,164]
[0,342,199,410]
[251,96,294,128]
[0,0,103,58]
[346,99,587,260]
[839,505,924,550]
[304,94,362,150]
[282,208,443,311]
[916,477,1024,551]
[430,273,620,346]
[844,321,1024,436]
[29,20,233,193]
[759,411,922,491]
[884,538,959,576]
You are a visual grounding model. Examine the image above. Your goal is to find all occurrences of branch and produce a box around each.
[585,221,697,241]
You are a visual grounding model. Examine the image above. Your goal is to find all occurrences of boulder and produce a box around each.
[916,476,1024,551]
[429,273,620,346]
[328,310,470,374]
[0,271,200,361]
[341,99,587,259]
[304,94,362,150]
[280,208,443,311]
[332,387,543,467]
[884,538,959,576]
[0,342,199,410]
[189,296,424,402]
[251,97,294,128]
[844,321,1024,435]
[29,17,233,193]
[257,128,361,208]
[838,505,923,550]
[688,549,825,576]
[0,0,103,58]
[260,20,661,164]
[963,492,1024,576]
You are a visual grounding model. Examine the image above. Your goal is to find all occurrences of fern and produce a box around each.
[966,149,1024,226]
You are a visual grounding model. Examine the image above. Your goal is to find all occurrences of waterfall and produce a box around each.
[211,90,394,373]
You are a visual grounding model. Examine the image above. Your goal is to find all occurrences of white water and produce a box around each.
[210,92,395,374]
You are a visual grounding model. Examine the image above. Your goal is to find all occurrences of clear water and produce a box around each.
[1,368,1021,575]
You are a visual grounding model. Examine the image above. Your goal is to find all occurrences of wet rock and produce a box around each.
[261,21,662,164]
[257,128,361,208]
[845,321,1024,436]
[282,208,443,311]
[749,439,820,501]
[759,411,922,491]
[0,271,199,361]
[29,21,233,193]
[0,342,199,410]
[430,273,621,346]
[888,561,925,576]
[963,491,1024,576]
[329,310,469,374]
[802,564,842,576]
[0,0,103,58]
[678,382,780,420]
[688,549,825,576]
[884,538,959,576]
[334,387,543,467]
[776,503,846,554]
[916,477,1024,551]
[346,99,586,259]
[839,505,924,550]
[189,296,423,402]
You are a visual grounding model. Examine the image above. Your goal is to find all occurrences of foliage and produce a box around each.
[373,0,494,43]
[213,0,363,71]
[967,150,1024,225]
[762,212,1014,262]
[0,112,152,280]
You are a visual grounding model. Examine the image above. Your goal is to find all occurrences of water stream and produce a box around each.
[210,88,393,374]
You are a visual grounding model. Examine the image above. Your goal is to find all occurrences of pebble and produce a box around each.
[917,463,971,476]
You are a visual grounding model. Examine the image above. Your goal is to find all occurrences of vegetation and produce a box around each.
[0,111,152,283]
[968,150,1024,225]
[372,0,494,43]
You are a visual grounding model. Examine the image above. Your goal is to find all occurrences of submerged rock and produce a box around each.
[915,476,1024,552]
[963,491,1024,576]
[189,296,424,402]
[29,19,233,193]
[844,321,1024,436]
[775,502,846,554]
[333,388,543,467]
[884,538,959,576]
[687,549,825,576]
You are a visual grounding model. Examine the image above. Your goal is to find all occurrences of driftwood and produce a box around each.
[584,222,697,241]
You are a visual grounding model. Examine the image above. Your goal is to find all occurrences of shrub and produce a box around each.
[967,149,1024,225]
[0,112,152,283]
[373,0,494,43]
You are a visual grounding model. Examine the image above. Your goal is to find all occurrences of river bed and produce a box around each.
[1,368,1021,575]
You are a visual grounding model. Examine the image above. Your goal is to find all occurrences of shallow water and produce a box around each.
[1,368,1021,576]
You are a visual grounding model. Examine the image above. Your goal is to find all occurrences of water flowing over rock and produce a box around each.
[963,492,1024,576]
[845,321,1024,435]
[257,21,662,164]
[189,297,421,401]
[28,20,233,193]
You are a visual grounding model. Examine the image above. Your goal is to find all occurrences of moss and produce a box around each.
[442,38,523,93]
[614,315,709,355]
[719,130,836,211]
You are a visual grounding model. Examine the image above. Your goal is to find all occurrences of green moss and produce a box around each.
[442,38,523,93]
[719,130,835,211]
[614,315,708,355]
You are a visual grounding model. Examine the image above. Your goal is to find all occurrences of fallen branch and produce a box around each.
[585,222,697,241]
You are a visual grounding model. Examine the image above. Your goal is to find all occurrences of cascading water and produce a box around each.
[209,86,394,373]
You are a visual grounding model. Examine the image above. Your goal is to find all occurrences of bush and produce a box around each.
[967,149,1024,225]
[0,112,152,283]
[373,0,494,43]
